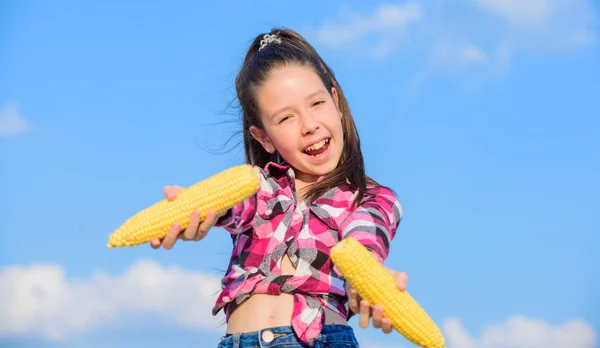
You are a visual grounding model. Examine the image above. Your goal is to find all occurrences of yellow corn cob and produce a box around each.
[107,164,261,248]
[330,237,445,348]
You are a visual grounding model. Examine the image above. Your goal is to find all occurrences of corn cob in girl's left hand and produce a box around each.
[330,237,445,348]
[107,164,261,248]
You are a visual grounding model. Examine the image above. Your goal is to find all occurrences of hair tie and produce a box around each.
[259,34,282,51]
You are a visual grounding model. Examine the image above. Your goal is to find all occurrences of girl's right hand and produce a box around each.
[149,185,218,250]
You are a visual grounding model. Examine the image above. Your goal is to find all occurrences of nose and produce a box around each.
[300,111,319,136]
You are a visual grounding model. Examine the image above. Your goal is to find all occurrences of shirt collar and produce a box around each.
[262,161,355,206]
[263,161,329,183]
[264,161,293,178]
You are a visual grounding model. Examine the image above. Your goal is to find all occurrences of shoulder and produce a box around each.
[364,184,400,203]
[313,182,400,207]
[359,184,403,220]
[314,183,402,219]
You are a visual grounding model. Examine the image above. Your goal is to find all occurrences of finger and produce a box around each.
[183,210,201,240]
[163,186,174,200]
[162,222,182,250]
[371,304,384,329]
[163,185,182,201]
[348,288,360,313]
[358,299,371,329]
[381,318,393,334]
[396,272,408,291]
[150,238,162,249]
[195,210,216,241]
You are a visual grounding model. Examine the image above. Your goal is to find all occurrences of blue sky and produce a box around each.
[1,1,598,347]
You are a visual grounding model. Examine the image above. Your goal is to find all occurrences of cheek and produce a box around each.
[330,114,344,138]
[269,128,297,152]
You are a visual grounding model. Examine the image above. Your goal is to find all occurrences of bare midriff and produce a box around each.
[225,253,348,334]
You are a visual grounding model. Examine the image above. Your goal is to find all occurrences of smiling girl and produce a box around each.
[155,28,407,348]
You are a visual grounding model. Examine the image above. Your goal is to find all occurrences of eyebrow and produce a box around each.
[305,89,326,100]
[270,90,327,119]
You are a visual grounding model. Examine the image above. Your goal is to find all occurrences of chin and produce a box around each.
[301,155,342,178]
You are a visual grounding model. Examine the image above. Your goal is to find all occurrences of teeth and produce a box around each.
[304,138,329,152]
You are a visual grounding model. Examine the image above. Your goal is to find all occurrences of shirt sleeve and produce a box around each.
[338,186,402,263]
[213,165,264,235]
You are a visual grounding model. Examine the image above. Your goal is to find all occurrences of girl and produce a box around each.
[153,28,408,348]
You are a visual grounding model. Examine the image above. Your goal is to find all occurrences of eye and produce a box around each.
[312,100,325,107]
[278,115,291,123]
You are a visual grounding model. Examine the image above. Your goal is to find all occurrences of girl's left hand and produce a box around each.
[347,266,408,334]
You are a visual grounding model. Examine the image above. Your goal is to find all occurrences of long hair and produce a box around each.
[235,28,380,207]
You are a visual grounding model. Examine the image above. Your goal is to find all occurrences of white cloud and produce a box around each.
[310,2,422,59]
[461,46,487,63]
[444,316,597,348]
[362,343,407,348]
[471,0,596,61]
[0,260,225,341]
[1,261,596,348]
[309,0,595,76]
[0,102,31,137]
[472,0,553,26]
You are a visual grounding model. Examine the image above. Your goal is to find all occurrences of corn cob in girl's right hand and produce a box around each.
[330,237,445,348]
[107,164,261,248]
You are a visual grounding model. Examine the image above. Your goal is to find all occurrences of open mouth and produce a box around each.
[302,138,331,156]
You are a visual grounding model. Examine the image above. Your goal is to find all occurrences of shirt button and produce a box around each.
[262,330,274,342]
[249,267,258,274]
[222,296,231,303]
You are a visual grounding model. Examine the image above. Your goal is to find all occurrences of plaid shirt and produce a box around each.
[212,161,402,346]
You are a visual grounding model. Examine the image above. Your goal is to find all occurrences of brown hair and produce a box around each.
[235,28,380,207]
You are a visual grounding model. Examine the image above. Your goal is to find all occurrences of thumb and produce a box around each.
[395,272,408,291]
[163,185,183,201]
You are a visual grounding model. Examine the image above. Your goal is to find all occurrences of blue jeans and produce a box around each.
[216,324,359,348]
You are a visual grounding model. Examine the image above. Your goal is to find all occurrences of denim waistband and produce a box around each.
[217,324,358,348]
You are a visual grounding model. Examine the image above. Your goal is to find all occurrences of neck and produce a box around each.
[293,172,324,202]
[294,178,311,202]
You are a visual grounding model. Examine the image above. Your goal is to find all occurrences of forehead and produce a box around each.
[256,65,326,110]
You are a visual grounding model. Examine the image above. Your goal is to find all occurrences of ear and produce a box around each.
[331,87,342,118]
[249,125,276,154]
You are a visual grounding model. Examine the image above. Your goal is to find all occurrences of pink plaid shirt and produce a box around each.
[212,161,402,346]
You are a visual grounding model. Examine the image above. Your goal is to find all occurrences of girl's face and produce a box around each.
[250,65,344,184]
